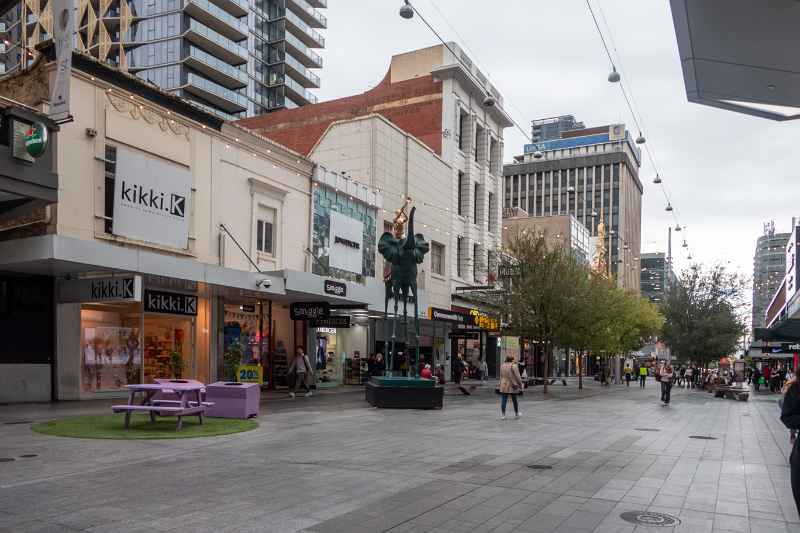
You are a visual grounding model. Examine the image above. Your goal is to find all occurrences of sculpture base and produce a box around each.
[365,378,443,409]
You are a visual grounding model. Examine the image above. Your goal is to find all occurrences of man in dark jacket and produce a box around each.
[781,381,800,515]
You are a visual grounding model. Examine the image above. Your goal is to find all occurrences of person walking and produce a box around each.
[753,367,762,393]
[685,366,693,389]
[660,363,675,406]
[498,355,523,420]
[288,347,313,398]
[624,365,632,387]
[639,365,648,388]
[479,359,488,384]
[780,376,800,516]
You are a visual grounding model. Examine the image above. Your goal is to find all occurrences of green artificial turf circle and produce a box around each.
[31,414,258,440]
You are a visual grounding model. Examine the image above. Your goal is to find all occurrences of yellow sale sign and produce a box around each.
[236,364,263,384]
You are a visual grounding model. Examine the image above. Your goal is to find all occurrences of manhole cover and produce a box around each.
[19,454,38,458]
[0,458,14,463]
[3,420,33,425]
[689,435,717,440]
[620,511,680,526]
[527,464,553,470]
[634,428,660,432]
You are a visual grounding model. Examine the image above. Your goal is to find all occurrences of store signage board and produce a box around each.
[59,276,142,303]
[241,304,256,313]
[329,211,363,274]
[428,307,470,324]
[324,279,347,297]
[113,146,192,250]
[144,290,198,316]
[236,364,263,384]
[310,316,350,328]
[290,302,329,320]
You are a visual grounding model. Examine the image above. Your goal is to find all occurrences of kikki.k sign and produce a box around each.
[59,275,142,303]
[144,290,198,316]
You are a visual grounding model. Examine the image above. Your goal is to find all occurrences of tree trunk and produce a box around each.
[578,350,583,390]
[543,342,550,394]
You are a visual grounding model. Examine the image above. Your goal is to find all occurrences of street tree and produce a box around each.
[660,264,747,368]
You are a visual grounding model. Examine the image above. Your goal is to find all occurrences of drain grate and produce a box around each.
[0,458,14,463]
[3,420,33,425]
[620,511,680,526]
[689,435,717,440]
[634,428,660,432]
[527,464,553,470]
[19,454,38,458]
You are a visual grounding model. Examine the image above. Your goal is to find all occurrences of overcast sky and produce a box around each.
[315,0,799,288]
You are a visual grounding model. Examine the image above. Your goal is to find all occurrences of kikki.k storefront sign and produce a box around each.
[112,146,192,249]
[59,275,143,303]
[144,289,198,316]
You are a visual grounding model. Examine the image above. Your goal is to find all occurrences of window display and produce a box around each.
[143,315,193,382]
[81,304,141,393]
[223,302,271,384]
[315,328,342,387]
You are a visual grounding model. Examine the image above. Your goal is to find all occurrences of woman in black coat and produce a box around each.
[781,379,800,514]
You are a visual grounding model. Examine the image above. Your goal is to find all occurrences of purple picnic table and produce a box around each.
[111,381,208,431]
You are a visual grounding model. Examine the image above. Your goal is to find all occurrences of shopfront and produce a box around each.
[449,306,500,378]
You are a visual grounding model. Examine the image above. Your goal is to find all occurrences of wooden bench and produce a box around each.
[111,404,206,430]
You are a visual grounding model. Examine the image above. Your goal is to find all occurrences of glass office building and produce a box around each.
[0,0,325,119]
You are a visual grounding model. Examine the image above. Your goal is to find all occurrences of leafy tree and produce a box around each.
[660,264,747,368]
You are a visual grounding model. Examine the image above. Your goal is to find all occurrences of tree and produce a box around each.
[660,264,747,368]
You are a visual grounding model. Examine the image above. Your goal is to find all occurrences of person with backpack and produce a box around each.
[287,347,313,398]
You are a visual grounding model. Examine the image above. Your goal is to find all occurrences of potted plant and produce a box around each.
[223,341,244,381]
[169,351,184,379]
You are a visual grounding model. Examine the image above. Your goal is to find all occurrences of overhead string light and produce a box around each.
[586,0,692,261]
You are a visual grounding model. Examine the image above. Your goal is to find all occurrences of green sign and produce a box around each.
[24,123,48,158]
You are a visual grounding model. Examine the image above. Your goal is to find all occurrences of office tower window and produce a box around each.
[473,243,480,281]
[475,122,485,162]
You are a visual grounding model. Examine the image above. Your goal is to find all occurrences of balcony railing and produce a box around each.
[187,46,248,87]
[187,19,248,64]
[186,73,248,112]
[284,74,317,105]
[284,9,325,48]
[286,0,326,28]
[284,31,322,68]
[185,0,248,40]
[284,51,320,88]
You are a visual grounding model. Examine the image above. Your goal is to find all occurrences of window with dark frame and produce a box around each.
[456,237,464,278]
[431,242,445,276]
[104,145,117,234]
[256,219,274,254]
[458,171,466,216]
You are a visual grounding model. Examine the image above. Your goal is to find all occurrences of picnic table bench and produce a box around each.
[111,381,214,431]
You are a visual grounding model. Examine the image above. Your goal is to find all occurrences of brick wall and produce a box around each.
[236,69,444,156]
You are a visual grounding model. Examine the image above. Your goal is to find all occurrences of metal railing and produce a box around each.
[188,19,248,59]
[187,46,248,85]
[187,72,248,108]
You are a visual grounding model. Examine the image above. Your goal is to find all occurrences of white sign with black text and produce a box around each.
[112,147,192,249]
[328,211,363,274]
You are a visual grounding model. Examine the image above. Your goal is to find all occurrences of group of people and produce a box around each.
[750,365,793,393]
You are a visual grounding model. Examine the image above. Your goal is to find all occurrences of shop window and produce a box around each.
[431,242,445,276]
[256,219,274,254]
[80,302,141,393]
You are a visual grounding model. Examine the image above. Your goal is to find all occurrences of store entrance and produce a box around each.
[143,314,195,383]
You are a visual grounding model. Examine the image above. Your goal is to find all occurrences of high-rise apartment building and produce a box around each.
[0,0,325,119]
[640,252,676,303]
[503,122,643,291]
[753,229,790,330]
[531,115,585,143]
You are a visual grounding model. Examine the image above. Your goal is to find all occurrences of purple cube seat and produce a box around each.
[205,382,260,419]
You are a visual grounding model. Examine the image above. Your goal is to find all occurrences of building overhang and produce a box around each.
[670,0,800,120]
[431,63,514,129]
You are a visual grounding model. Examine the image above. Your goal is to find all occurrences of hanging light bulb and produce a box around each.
[675,224,682,232]
[682,240,688,248]
[653,174,662,184]
[665,203,673,212]
[608,66,621,83]
[687,254,693,260]
[635,132,646,144]
[399,0,414,19]
[533,150,544,159]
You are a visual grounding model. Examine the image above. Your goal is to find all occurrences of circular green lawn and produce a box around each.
[32,414,258,440]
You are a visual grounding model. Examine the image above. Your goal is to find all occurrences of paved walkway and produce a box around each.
[0,379,797,533]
